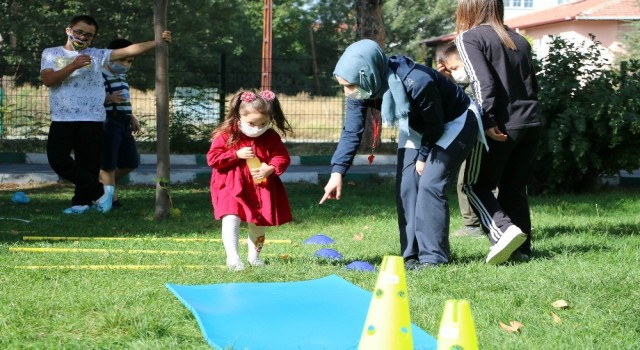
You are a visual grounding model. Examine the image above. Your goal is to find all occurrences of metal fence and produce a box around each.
[0,50,398,149]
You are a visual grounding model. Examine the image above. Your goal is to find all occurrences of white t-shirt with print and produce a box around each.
[40,46,112,122]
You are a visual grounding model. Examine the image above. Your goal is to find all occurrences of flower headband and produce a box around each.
[240,90,276,103]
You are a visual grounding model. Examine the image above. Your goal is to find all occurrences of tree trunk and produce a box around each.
[355,0,385,154]
[154,0,171,220]
[261,0,273,91]
[355,0,385,47]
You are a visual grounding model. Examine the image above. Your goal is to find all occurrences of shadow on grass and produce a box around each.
[282,253,388,270]
[0,184,217,244]
[534,223,640,239]
[450,235,618,265]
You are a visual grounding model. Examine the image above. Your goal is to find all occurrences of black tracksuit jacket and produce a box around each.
[455,24,542,131]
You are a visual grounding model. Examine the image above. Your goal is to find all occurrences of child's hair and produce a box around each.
[108,38,133,50]
[437,42,460,67]
[212,90,293,146]
[69,15,99,33]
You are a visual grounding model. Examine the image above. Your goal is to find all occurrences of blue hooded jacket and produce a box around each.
[331,51,470,174]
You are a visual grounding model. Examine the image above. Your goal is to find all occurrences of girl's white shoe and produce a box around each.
[226,259,245,271]
[248,259,265,267]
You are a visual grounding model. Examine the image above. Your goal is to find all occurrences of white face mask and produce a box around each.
[239,121,270,138]
[451,68,469,84]
[68,34,88,51]
[346,86,372,100]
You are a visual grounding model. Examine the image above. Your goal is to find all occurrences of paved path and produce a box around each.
[0,162,397,186]
[2,153,637,187]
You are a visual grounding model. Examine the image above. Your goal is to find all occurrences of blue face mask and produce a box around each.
[109,62,130,74]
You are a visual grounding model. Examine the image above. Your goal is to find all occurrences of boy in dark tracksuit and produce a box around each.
[320,39,485,269]
[456,21,543,264]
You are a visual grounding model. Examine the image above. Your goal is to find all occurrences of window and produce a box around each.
[506,0,534,7]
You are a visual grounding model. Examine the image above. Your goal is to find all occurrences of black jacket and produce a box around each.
[456,25,541,130]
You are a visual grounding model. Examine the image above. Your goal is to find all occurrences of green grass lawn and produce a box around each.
[1,179,639,349]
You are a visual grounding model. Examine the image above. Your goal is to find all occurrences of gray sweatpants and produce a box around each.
[396,112,478,264]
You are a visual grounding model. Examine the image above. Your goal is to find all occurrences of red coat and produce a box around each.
[207,129,292,226]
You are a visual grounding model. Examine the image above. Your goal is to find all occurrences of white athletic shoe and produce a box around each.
[486,225,527,265]
[63,205,90,214]
[95,185,115,213]
[227,259,245,271]
[248,259,265,267]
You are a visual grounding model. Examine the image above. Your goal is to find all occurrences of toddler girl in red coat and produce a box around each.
[207,90,293,271]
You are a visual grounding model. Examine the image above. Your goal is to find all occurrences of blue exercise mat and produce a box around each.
[166,274,437,350]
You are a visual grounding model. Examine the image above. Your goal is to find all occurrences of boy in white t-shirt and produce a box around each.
[40,15,171,214]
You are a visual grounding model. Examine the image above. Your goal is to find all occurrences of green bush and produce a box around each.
[168,90,219,154]
[533,35,640,193]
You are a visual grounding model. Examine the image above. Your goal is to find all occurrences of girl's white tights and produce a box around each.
[221,215,266,268]
[221,215,242,267]
[247,223,265,264]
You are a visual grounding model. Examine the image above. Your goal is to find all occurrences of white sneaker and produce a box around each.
[226,259,245,271]
[486,225,527,265]
[248,259,265,267]
[95,185,115,213]
[63,205,90,214]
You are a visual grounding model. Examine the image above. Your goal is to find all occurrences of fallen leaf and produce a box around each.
[10,229,19,235]
[499,321,524,333]
[552,299,570,309]
[353,232,364,241]
[363,225,369,230]
[347,181,356,186]
[499,322,513,332]
[510,321,524,331]
[551,312,562,323]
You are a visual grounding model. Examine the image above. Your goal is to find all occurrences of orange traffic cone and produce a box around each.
[358,255,413,350]
[437,299,479,350]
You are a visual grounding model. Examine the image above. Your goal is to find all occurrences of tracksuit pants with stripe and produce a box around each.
[462,125,543,254]
[396,112,478,264]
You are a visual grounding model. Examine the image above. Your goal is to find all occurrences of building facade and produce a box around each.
[423,0,640,65]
